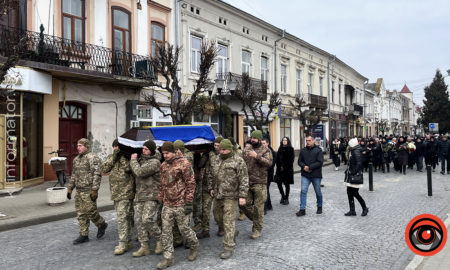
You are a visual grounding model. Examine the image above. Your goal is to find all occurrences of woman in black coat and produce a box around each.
[396,136,409,175]
[276,137,295,205]
[345,138,369,216]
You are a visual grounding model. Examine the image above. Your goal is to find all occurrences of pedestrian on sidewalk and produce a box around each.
[209,139,249,259]
[396,137,408,175]
[415,137,425,172]
[157,141,199,269]
[240,130,273,240]
[344,138,369,216]
[275,137,294,205]
[296,135,324,217]
[130,140,163,257]
[67,138,108,245]
[425,136,438,172]
[438,135,450,174]
[262,138,276,213]
[330,138,341,171]
[101,139,135,255]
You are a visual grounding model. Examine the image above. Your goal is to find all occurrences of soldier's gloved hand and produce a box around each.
[113,149,120,163]
[67,189,72,200]
[184,202,193,215]
[90,189,98,202]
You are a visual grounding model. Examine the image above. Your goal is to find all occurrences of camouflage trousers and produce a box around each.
[201,191,214,231]
[193,180,202,227]
[161,205,199,259]
[135,200,161,244]
[239,184,267,232]
[114,199,134,244]
[214,199,238,251]
[75,190,105,236]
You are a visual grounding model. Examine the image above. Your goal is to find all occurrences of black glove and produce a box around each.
[67,189,72,200]
[184,202,193,215]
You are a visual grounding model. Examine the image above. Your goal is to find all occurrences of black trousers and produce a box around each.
[347,187,366,210]
[277,182,290,199]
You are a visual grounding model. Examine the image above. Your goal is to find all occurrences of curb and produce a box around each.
[0,204,115,232]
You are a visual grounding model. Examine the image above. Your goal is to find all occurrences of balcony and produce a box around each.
[0,25,156,86]
[215,72,268,101]
[305,93,327,110]
[349,104,363,116]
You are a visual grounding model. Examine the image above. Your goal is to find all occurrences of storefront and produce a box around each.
[0,67,51,190]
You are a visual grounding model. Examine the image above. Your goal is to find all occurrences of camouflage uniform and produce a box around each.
[173,148,194,244]
[211,152,249,251]
[102,154,135,245]
[130,153,161,244]
[240,144,272,234]
[193,153,208,229]
[205,150,222,231]
[68,151,105,236]
[158,156,199,260]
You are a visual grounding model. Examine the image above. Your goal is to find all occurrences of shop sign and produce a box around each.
[0,67,52,94]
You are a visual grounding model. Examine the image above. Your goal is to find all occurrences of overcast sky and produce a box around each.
[224,0,450,106]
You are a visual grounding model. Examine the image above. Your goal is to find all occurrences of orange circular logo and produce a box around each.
[405,214,447,256]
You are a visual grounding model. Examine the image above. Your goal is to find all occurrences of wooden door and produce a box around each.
[59,102,87,175]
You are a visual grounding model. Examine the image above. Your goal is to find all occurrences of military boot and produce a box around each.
[132,243,151,257]
[97,222,108,239]
[250,230,261,240]
[73,235,89,245]
[188,243,199,261]
[155,240,163,255]
[157,258,174,269]
[115,242,132,255]
[196,230,210,239]
[220,249,233,259]
[217,227,224,237]
[192,223,202,232]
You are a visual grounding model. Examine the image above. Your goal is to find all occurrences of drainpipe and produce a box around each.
[174,0,181,48]
[327,55,336,141]
[363,79,368,136]
[273,29,285,94]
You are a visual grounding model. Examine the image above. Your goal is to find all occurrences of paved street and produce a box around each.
[1,165,450,270]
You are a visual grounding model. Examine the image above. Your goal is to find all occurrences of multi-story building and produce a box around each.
[0,0,172,190]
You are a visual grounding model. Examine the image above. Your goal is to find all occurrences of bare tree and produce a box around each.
[142,41,217,125]
[289,94,323,136]
[235,72,281,132]
[0,0,28,87]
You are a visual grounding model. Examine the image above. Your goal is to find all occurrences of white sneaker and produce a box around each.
[335,167,339,171]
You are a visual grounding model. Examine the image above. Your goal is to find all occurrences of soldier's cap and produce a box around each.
[161,141,175,153]
[214,136,224,144]
[219,139,233,150]
[251,130,263,141]
[143,140,156,154]
[112,139,119,147]
[78,138,90,149]
[173,140,185,151]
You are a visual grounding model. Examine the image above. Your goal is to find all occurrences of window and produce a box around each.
[319,77,323,96]
[112,7,131,75]
[137,105,152,119]
[296,69,302,95]
[260,56,268,81]
[242,50,251,74]
[62,0,85,43]
[338,83,342,105]
[151,22,165,57]
[280,64,287,93]
[332,81,335,104]
[191,35,202,73]
[192,112,219,132]
[217,44,227,75]
[280,118,291,140]
[307,73,313,94]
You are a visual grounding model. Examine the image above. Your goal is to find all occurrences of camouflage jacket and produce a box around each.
[158,156,195,207]
[243,144,273,185]
[130,154,161,202]
[212,153,249,200]
[102,154,135,201]
[68,151,102,191]
[206,150,221,192]
[182,149,194,166]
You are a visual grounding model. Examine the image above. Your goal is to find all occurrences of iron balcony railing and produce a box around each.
[216,72,268,100]
[305,93,327,110]
[0,25,155,80]
[349,104,364,116]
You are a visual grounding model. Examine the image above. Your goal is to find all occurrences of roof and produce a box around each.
[400,84,412,94]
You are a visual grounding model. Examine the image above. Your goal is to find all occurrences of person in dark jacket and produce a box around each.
[340,138,348,165]
[330,138,341,171]
[360,140,369,172]
[262,138,276,213]
[438,135,450,174]
[275,137,295,205]
[425,136,438,172]
[415,138,425,172]
[296,136,324,217]
[396,137,408,175]
[344,138,368,216]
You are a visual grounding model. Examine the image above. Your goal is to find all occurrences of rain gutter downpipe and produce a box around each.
[274,29,286,94]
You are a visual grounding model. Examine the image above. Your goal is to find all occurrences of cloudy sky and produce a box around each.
[224,0,450,105]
